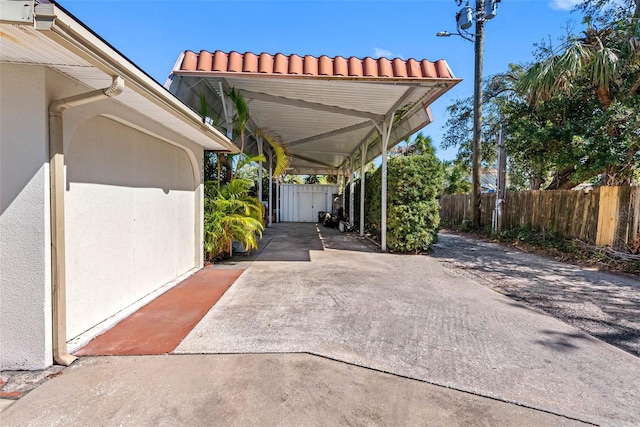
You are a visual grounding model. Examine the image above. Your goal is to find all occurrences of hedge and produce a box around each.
[347,154,443,253]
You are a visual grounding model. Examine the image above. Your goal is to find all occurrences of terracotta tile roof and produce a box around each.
[178,50,454,79]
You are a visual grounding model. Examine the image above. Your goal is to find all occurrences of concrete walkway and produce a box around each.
[2,223,639,426]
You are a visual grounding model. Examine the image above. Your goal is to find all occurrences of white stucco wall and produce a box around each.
[1,63,206,369]
[0,64,52,370]
[64,115,197,339]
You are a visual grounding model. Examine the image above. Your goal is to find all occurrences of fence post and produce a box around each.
[596,186,619,246]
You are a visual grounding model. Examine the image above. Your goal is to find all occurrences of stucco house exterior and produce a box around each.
[0,1,236,370]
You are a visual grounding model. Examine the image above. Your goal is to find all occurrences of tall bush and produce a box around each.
[363,154,443,253]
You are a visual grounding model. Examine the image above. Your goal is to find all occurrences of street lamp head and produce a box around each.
[436,31,452,37]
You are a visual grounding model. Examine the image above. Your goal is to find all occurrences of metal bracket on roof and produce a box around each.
[290,153,336,170]
[372,121,383,134]
[1,0,34,24]
[218,81,233,140]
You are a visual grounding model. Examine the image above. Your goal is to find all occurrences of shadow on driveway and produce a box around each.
[220,222,379,265]
[432,231,640,357]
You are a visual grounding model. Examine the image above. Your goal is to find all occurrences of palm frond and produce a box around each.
[234,153,267,175]
[255,128,290,176]
[226,88,249,132]
[199,93,209,117]
[203,178,266,260]
[517,56,563,103]
[588,44,619,104]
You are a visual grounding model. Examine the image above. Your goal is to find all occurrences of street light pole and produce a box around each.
[471,0,484,229]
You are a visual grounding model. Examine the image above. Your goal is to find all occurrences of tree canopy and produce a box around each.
[441,0,640,190]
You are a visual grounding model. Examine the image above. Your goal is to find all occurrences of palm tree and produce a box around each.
[227,87,249,155]
[202,87,290,261]
[518,21,639,108]
[203,179,265,260]
[443,160,472,195]
[517,14,640,185]
[226,89,290,180]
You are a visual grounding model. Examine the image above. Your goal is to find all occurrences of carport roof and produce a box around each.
[167,50,461,175]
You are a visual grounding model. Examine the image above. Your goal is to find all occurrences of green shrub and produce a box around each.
[387,155,443,252]
[203,179,264,261]
[363,153,443,252]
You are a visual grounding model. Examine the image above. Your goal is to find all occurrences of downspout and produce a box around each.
[49,76,125,366]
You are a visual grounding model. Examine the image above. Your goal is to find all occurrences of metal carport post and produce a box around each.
[359,141,368,237]
[268,149,273,227]
[349,156,355,225]
[257,135,263,206]
[378,113,396,252]
[276,176,281,223]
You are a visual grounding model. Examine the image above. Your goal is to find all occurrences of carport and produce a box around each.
[166,51,460,250]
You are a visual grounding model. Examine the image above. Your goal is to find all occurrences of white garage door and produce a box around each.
[65,115,197,339]
[297,192,328,222]
[280,184,339,222]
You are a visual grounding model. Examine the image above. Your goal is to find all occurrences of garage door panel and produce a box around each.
[65,115,196,339]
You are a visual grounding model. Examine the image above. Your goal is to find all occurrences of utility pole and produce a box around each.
[493,123,507,233]
[472,0,484,229]
[438,0,500,229]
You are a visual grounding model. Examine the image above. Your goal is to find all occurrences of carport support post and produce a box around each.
[380,116,394,252]
[268,150,273,227]
[257,135,263,204]
[360,143,368,237]
[349,157,355,225]
[341,169,346,219]
[276,176,280,223]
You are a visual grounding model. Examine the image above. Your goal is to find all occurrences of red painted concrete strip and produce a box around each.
[0,390,22,399]
[74,269,243,356]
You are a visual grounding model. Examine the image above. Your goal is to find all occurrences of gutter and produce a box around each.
[48,76,125,366]
[34,1,237,154]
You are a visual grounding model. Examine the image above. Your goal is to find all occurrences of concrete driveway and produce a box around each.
[2,223,639,426]
[432,231,640,357]
[177,223,639,426]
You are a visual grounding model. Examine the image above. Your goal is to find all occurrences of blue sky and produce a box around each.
[60,0,583,161]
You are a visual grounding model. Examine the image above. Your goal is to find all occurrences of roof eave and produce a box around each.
[34,2,237,153]
[171,69,462,87]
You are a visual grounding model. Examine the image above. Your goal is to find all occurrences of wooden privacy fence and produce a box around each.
[440,186,640,248]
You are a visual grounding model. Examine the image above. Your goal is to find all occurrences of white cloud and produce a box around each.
[373,48,404,59]
[548,0,580,11]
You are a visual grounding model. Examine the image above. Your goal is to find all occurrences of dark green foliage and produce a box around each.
[363,154,444,253]
[387,155,444,252]
[203,179,264,261]
[364,168,382,238]
[442,1,640,189]
[443,160,471,195]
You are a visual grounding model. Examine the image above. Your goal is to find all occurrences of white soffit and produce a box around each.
[0,15,235,153]
[170,71,458,174]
